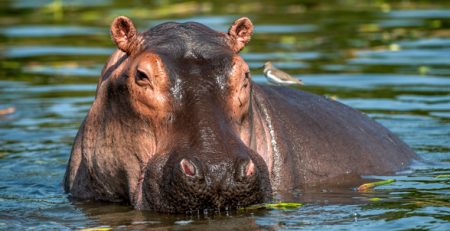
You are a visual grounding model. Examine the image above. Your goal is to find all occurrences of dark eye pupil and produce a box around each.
[136,70,148,81]
[243,72,250,88]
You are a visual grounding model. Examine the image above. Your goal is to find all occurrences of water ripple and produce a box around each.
[2,46,114,58]
[0,26,105,37]
[387,9,450,19]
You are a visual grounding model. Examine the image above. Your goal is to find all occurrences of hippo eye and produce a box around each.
[243,72,250,88]
[135,69,153,89]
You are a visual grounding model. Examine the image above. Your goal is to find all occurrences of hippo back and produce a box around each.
[252,85,416,190]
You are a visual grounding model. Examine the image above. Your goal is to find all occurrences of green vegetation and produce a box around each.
[358,179,396,192]
[240,202,304,211]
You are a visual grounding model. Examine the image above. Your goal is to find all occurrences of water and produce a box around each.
[1,0,449,230]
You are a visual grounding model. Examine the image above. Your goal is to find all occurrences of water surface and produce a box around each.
[0,0,449,230]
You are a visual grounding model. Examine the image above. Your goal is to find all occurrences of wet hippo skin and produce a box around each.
[64,16,417,213]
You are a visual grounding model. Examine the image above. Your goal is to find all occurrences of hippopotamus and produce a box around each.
[64,16,417,213]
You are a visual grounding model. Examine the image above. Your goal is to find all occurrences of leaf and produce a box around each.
[357,179,396,192]
[239,204,266,211]
[240,202,303,211]
[265,202,303,209]
[435,174,450,178]
[79,227,112,231]
[418,66,430,75]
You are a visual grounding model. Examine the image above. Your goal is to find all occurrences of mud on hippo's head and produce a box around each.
[95,16,271,212]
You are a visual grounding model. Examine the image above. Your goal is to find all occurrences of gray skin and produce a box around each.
[64,16,417,213]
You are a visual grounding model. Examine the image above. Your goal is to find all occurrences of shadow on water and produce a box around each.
[0,0,449,230]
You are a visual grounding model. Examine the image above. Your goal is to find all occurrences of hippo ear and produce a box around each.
[111,16,138,54]
[227,17,253,53]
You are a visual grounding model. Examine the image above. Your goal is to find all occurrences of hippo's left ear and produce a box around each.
[227,17,253,53]
[111,16,138,55]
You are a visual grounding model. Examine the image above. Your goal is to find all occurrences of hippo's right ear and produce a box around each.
[227,17,253,53]
[111,16,138,55]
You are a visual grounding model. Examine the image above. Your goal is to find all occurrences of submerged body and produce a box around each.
[64,16,416,213]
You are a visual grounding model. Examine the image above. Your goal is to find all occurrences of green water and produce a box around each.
[0,0,449,230]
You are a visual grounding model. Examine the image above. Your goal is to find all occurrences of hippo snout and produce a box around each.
[179,158,255,179]
[142,152,268,213]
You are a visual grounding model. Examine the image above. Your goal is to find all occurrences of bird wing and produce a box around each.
[271,68,302,84]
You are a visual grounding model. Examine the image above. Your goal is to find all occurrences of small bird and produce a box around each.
[263,61,303,86]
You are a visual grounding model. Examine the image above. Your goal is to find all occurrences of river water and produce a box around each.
[0,0,449,230]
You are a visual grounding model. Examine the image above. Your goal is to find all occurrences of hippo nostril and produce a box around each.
[245,160,255,177]
[239,159,255,178]
[180,158,196,177]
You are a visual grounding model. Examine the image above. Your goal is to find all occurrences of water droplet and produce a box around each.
[174,220,192,225]
[353,212,360,222]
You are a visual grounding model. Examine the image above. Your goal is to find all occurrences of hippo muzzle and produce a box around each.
[140,147,270,213]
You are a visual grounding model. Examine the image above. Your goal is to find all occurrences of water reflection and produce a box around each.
[76,202,265,230]
[0,26,104,38]
[3,46,114,58]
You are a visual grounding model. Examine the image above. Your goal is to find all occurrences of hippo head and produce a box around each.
[94,16,271,212]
